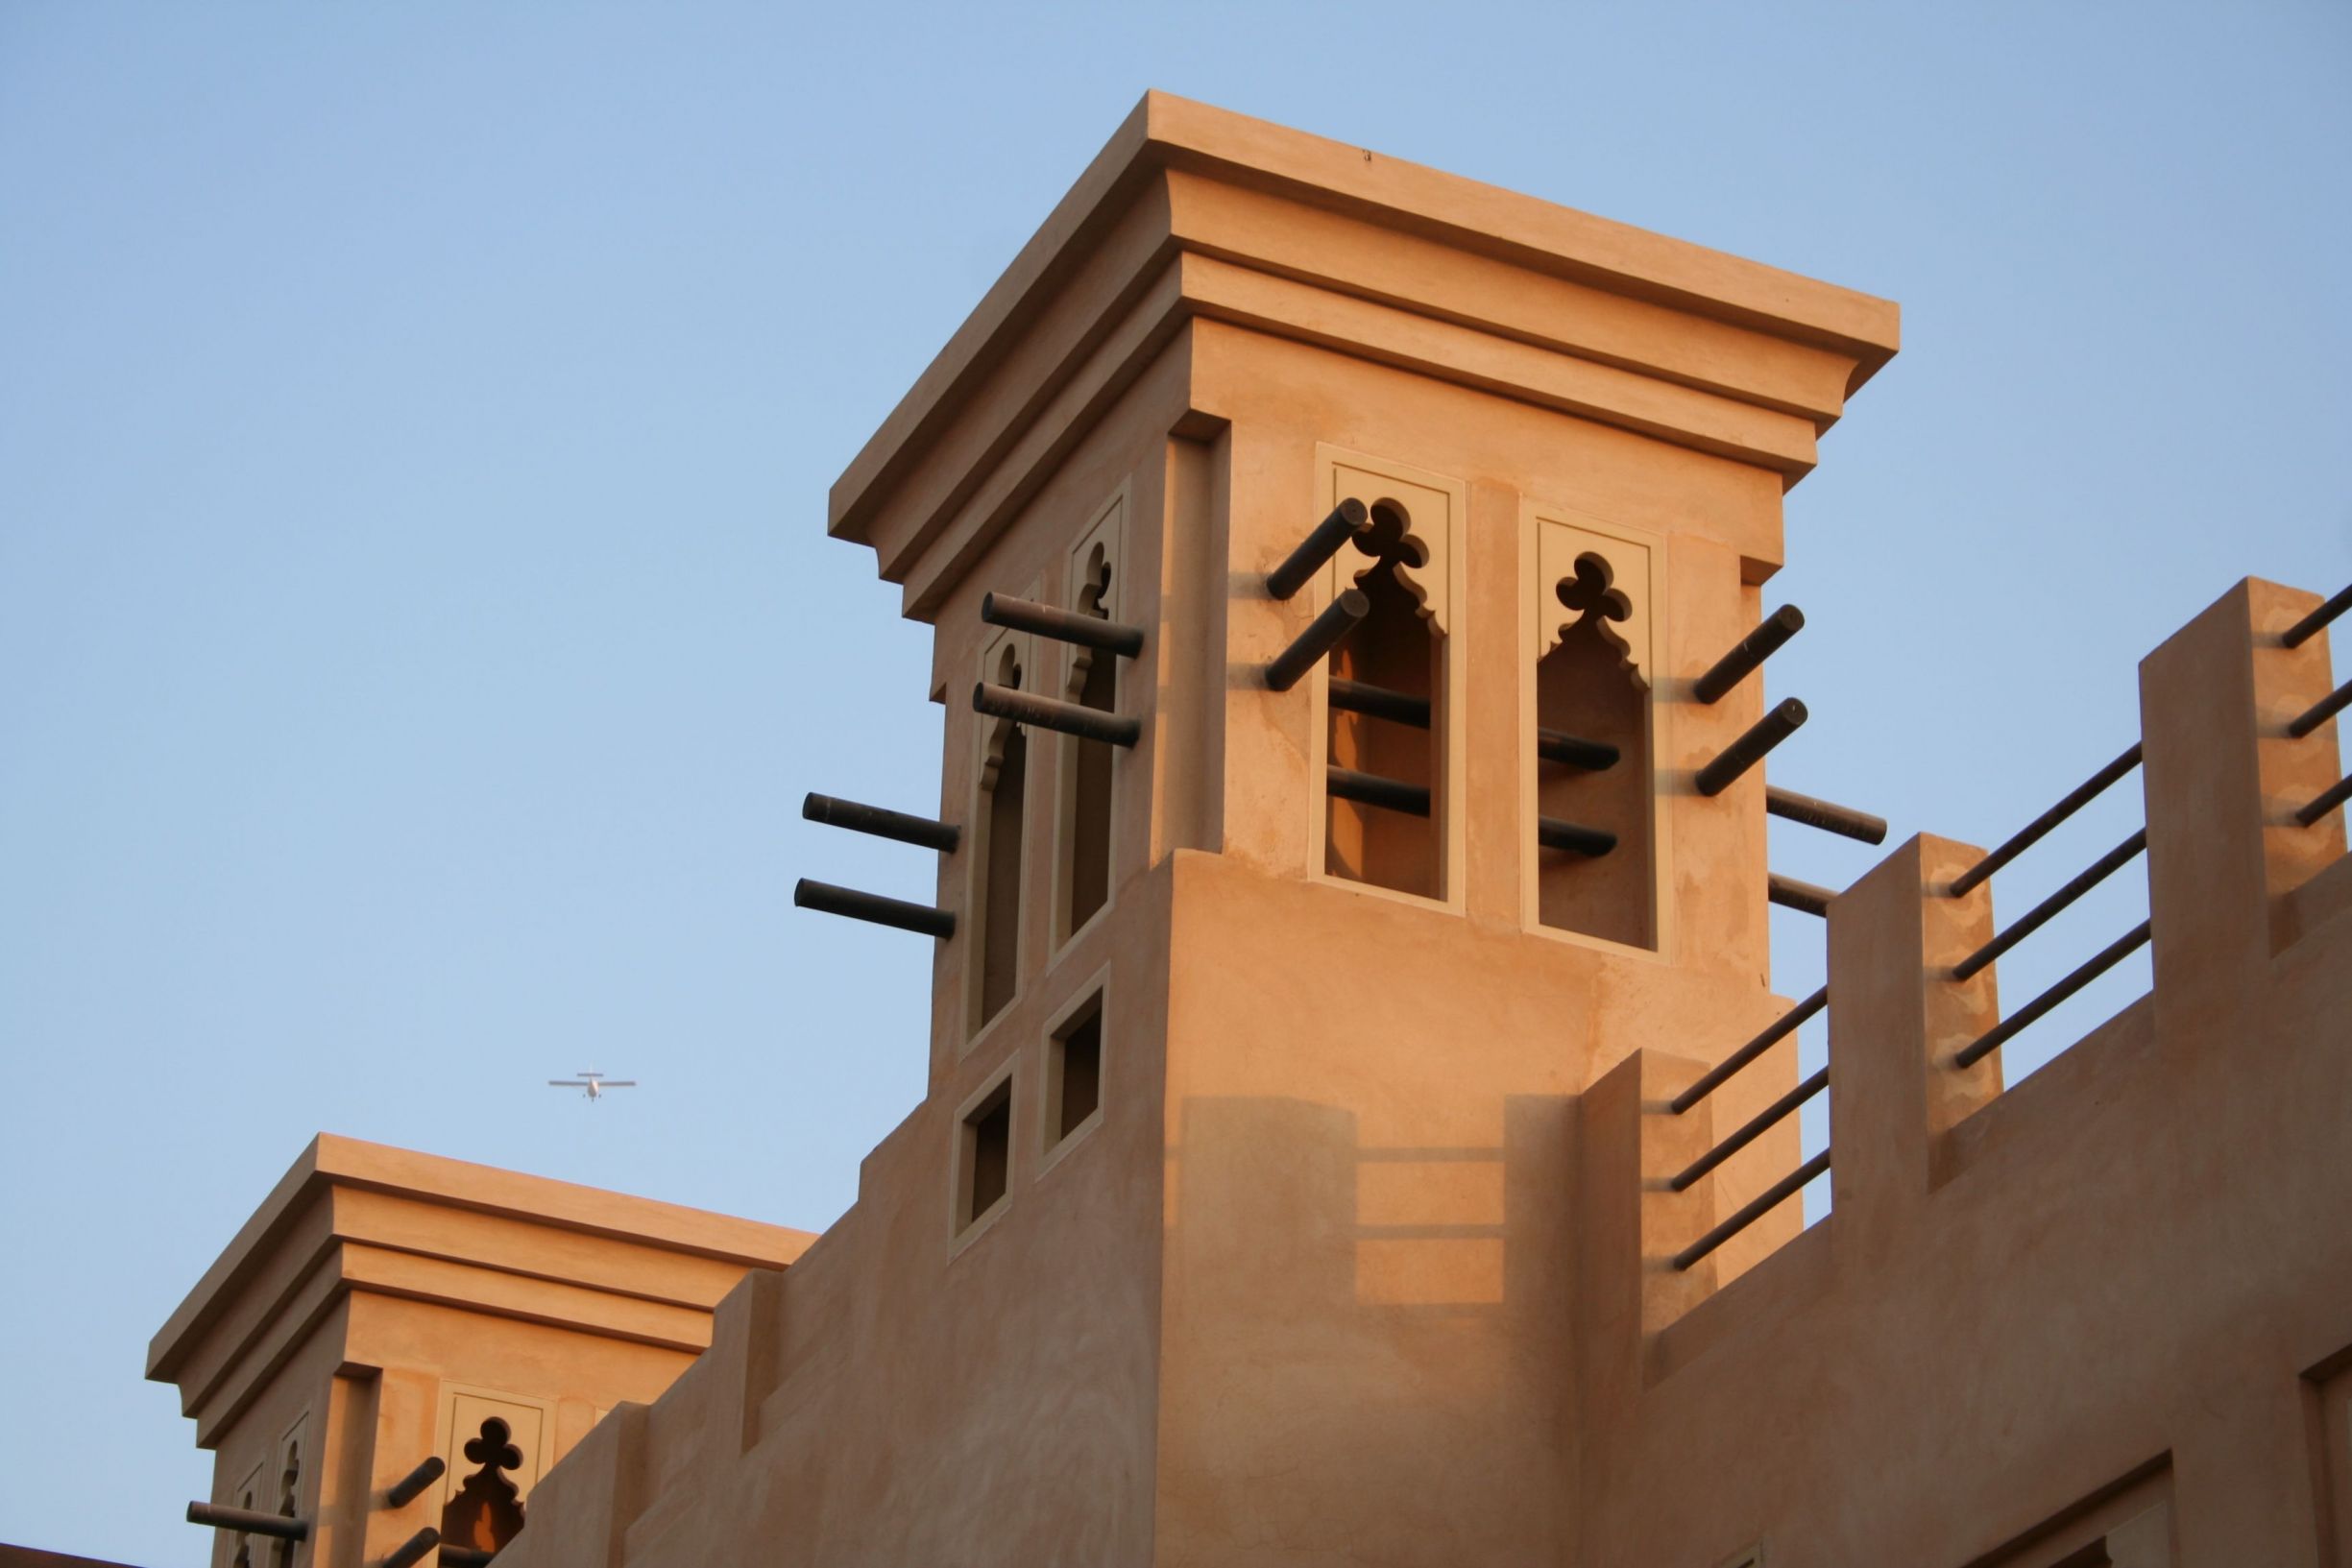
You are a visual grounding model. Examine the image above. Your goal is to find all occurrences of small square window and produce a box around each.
[958,1078,1013,1230]
[1047,996,1103,1146]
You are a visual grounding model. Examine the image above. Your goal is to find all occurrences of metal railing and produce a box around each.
[1949,744,2142,899]
[2287,582,2352,829]
[1667,988,1830,1270]
[1672,1151,1832,1274]
[1943,738,2151,1072]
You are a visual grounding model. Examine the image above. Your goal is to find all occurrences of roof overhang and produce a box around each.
[147,1135,813,1444]
[828,90,1901,615]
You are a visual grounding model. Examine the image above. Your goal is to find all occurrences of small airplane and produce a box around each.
[547,1071,637,1102]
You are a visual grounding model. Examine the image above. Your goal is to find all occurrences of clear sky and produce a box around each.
[2,3,2346,1561]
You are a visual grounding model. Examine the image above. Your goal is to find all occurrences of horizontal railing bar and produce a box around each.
[1670,1066,1829,1192]
[439,1547,497,1568]
[973,682,1141,747]
[2289,676,2351,739]
[1765,785,1888,845]
[1267,589,1370,691]
[1768,873,1833,917]
[1696,698,1808,797]
[981,591,1145,659]
[187,1503,307,1541]
[1672,1148,1831,1271]
[1950,743,2142,897]
[1952,919,2153,1070]
[1692,604,1806,705]
[792,879,955,939]
[1952,829,2148,982]
[1268,499,1370,601]
[1328,766,1429,817]
[802,792,960,853]
[1328,677,1429,727]
[2298,771,2352,829]
[1539,728,1620,770]
[1539,816,1616,856]
[1672,987,1828,1114]
[1328,677,1616,768]
[2282,583,2352,649]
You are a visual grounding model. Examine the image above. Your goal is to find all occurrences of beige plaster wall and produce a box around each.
[1571,581,2351,1566]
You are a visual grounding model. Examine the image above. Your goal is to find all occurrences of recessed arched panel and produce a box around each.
[972,631,1031,1033]
[1055,491,1127,945]
[1527,511,1662,951]
[1311,448,1467,909]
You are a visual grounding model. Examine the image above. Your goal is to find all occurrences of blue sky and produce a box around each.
[2,4,2346,1561]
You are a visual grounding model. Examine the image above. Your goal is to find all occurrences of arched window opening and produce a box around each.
[975,640,1029,1027]
[1536,552,1653,948]
[268,1438,301,1568]
[232,1484,257,1568]
[1325,500,1441,900]
[1060,543,1117,935]
[439,1417,526,1559]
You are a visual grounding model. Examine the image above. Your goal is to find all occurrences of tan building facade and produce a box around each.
[133,94,2351,1566]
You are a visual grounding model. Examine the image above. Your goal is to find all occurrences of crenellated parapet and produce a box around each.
[1579,575,2350,1564]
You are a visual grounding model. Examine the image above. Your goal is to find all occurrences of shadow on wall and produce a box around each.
[1153,1095,1580,1553]
[1167,1095,1577,1319]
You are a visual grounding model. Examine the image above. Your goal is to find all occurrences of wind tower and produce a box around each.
[774,89,1898,1564]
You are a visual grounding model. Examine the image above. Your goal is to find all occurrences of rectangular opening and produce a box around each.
[958,1079,1012,1230]
[1048,998,1103,1146]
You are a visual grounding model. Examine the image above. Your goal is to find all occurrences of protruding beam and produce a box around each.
[1538,817,1616,856]
[1692,604,1805,704]
[1696,698,1807,797]
[793,878,954,939]
[2282,582,2352,648]
[187,1503,308,1542]
[980,591,1145,659]
[2299,771,2352,828]
[1267,589,1370,691]
[1768,873,1833,917]
[385,1455,448,1509]
[383,1527,441,1568]
[1267,498,1370,600]
[1764,786,1887,845]
[2288,676,2351,739]
[1327,765,1429,817]
[802,792,959,853]
[439,1548,497,1568]
[972,683,1141,747]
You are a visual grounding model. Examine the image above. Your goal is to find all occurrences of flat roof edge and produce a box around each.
[148,1134,812,1381]
[827,90,1899,546]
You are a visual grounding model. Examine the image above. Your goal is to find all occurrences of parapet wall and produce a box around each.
[1576,577,2350,1565]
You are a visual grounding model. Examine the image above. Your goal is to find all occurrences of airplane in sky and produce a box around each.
[547,1071,636,1102]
